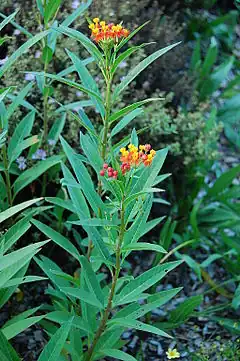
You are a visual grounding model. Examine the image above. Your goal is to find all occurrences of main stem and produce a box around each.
[101,73,112,160]
[85,200,125,361]
[87,71,112,259]
[2,145,12,206]
[43,55,49,143]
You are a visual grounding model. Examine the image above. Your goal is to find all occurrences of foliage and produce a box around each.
[191,338,240,361]
[0,0,239,359]
[0,199,48,353]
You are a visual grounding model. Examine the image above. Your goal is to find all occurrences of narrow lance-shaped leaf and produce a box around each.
[31,219,80,260]
[0,330,21,361]
[66,49,105,118]
[37,319,73,361]
[0,198,43,224]
[2,315,45,340]
[108,318,171,338]
[112,42,181,101]
[114,261,182,305]
[4,82,33,127]
[111,108,144,137]
[28,72,103,103]
[8,111,35,165]
[79,256,104,307]
[0,30,50,78]
[0,9,18,31]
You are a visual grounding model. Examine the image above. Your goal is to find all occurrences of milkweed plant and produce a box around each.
[0,2,183,360]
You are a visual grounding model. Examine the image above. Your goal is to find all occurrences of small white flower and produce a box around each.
[119,61,127,69]
[25,73,35,81]
[13,29,21,35]
[76,91,83,97]
[71,0,80,9]
[35,50,41,58]
[0,57,8,65]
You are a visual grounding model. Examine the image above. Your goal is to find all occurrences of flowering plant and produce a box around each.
[26,9,183,360]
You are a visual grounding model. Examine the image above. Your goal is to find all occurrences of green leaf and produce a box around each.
[31,219,80,260]
[200,37,218,78]
[207,165,240,197]
[0,9,18,31]
[42,46,53,64]
[0,240,49,274]
[213,317,240,335]
[100,349,137,361]
[30,72,103,103]
[114,288,182,320]
[2,315,45,340]
[47,114,66,145]
[109,98,161,124]
[3,306,41,328]
[108,318,171,338]
[61,0,92,27]
[0,31,50,78]
[111,108,143,137]
[0,12,32,38]
[69,218,118,227]
[130,148,168,195]
[44,0,62,24]
[169,295,203,325]
[36,0,44,17]
[2,276,47,288]
[13,155,64,197]
[199,57,234,100]
[122,242,166,254]
[178,254,202,281]
[45,311,90,334]
[61,163,110,260]
[113,42,181,101]
[61,287,104,309]
[112,42,153,75]
[115,21,150,52]
[0,198,43,224]
[0,331,21,361]
[5,83,33,125]
[232,284,240,310]
[57,25,103,63]
[45,197,76,213]
[190,38,201,71]
[1,215,31,253]
[35,256,72,291]
[79,256,104,307]
[66,49,104,118]
[114,261,182,306]
[60,137,104,214]
[8,111,36,165]
[37,319,73,361]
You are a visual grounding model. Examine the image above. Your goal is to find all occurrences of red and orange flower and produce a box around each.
[89,18,129,43]
[120,143,156,174]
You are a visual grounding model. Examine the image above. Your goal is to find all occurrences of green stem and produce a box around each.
[101,74,112,160]
[2,145,12,207]
[85,199,125,361]
[87,69,112,258]
[43,60,49,144]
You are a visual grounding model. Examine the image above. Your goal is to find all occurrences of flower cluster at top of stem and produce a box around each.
[120,143,156,174]
[89,17,129,43]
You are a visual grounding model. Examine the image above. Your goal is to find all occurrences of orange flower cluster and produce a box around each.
[89,18,129,43]
[120,144,156,174]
